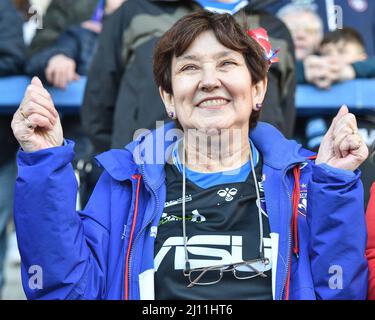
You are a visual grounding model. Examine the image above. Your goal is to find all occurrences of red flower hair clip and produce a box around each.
[247,28,280,66]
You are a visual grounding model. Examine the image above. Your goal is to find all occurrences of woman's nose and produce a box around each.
[198,67,221,91]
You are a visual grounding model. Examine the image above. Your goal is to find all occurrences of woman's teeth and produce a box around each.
[199,99,228,107]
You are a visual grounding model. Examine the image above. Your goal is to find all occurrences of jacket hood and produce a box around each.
[97,122,312,188]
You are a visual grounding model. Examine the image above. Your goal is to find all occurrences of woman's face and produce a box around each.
[160,30,266,134]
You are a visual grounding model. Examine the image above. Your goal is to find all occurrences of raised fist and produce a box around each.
[11,77,63,153]
[316,105,368,171]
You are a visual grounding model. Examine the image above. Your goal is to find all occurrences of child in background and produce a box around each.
[307,28,375,205]
[319,27,372,82]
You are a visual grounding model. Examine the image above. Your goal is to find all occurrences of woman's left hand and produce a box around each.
[316,105,369,171]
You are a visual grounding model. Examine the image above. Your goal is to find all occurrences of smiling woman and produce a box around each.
[11,10,369,300]
[153,12,268,133]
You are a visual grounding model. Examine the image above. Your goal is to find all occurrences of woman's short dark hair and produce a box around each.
[153,11,269,131]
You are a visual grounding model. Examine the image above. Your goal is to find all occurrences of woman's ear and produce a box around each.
[159,86,176,115]
[251,78,268,111]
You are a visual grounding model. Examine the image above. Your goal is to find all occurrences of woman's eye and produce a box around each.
[181,65,198,71]
[220,61,237,67]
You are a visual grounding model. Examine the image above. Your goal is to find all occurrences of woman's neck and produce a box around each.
[181,128,251,173]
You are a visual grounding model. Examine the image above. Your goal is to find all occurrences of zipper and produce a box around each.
[279,163,297,300]
[124,174,142,300]
[126,164,161,300]
[280,156,317,300]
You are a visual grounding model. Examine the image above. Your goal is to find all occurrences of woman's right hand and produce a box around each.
[11,77,64,153]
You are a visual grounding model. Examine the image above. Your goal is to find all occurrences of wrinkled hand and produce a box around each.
[11,77,63,153]
[316,105,368,171]
[45,54,80,89]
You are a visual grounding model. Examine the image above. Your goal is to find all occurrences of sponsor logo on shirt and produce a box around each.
[158,209,207,226]
[164,195,193,208]
[154,235,272,272]
[299,182,308,217]
[217,188,238,202]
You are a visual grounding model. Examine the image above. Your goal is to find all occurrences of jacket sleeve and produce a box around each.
[366,182,375,300]
[0,0,25,76]
[14,141,112,299]
[80,8,125,153]
[352,57,375,79]
[307,163,368,300]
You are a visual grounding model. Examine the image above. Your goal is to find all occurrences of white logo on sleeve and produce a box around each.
[150,226,158,238]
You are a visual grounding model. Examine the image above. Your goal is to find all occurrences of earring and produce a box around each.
[255,103,263,111]
[168,111,175,119]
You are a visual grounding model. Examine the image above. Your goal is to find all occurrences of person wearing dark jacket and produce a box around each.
[26,25,99,86]
[28,0,99,56]
[26,0,101,89]
[81,0,297,157]
[0,0,25,76]
[0,0,26,297]
[26,0,127,89]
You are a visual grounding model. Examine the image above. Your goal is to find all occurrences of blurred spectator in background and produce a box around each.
[267,0,375,55]
[26,0,126,89]
[27,0,98,56]
[81,0,296,162]
[26,0,99,88]
[14,0,51,45]
[277,4,337,89]
[0,0,25,77]
[320,27,375,81]
[0,0,26,298]
[320,27,367,63]
[13,0,36,45]
[277,4,323,61]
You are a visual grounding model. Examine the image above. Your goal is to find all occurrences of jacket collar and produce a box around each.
[250,122,308,170]
[97,122,309,186]
[122,122,307,187]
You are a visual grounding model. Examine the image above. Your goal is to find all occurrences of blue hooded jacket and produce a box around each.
[14,122,368,300]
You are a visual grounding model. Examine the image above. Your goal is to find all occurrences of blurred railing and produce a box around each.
[0,76,86,115]
[297,79,375,116]
[1,76,375,116]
